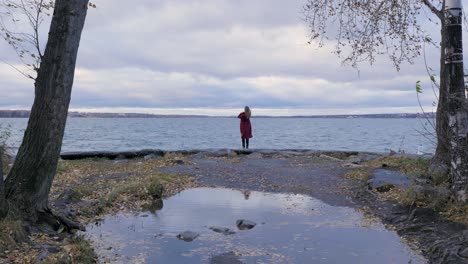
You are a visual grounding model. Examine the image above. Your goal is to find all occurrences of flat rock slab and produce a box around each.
[367,169,413,192]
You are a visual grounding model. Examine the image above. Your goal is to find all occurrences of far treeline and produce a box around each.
[0,110,436,119]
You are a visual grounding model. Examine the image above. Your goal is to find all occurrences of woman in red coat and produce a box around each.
[238,106,252,149]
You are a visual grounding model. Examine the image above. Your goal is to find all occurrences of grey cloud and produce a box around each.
[0,0,461,113]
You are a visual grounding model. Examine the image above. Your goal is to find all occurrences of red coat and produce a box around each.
[238,112,252,139]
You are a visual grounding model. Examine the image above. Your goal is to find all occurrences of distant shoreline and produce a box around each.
[0,110,435,119]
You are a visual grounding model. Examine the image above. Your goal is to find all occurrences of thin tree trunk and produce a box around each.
[445,0,468,202]
[4,0,89,221]
[432,17,451,175]
[0,149,7,218]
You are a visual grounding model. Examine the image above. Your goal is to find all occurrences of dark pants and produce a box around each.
[242,138,249,149]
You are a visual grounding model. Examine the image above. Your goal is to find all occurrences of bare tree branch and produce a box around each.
[0,0,54,79]
[0,58,34,79]
[303,0,442,70]
[421,0,443,19]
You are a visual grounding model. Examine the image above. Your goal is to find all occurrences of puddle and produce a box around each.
[85,188,425,263]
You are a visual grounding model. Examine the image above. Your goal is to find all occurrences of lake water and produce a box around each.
[0,117,435,154]
[84,188,424,263]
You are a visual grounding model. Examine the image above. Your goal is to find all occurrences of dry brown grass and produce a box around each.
[40,235,97,264]
[0,220,38,262]
[345,156,430,182]
[364,156,430,177]
[348,155,468,225]
[345,168,374,181]
[51,153,197,221]
[0,154,197,263]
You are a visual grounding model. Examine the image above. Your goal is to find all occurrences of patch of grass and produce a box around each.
[158,173,176,182]
[112,174,167,200]
[441,203,468,224]
[71,235,97,263]
[365,156,429,177]
[117,180,146,197]
[55,157,196,220]
[345,168,373,181]
[41,235,97,264]
[56,160,72,174]
[73,184,94,198]
[355,156,467,225]
[147,176,164,199]
[78,174,170,217]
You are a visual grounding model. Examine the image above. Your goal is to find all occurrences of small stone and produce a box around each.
[209,226,236,235]
[144,154,159,160]
[236,219,256,230]
[113,159,129,164]
[347,156,362,164]
[376,184,395,192]
[176,231,199,242]
[343,163,363,168]
[116,154,126,160]
[46,246,60,253]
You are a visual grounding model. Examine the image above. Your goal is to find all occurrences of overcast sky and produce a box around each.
[0,0,462,116]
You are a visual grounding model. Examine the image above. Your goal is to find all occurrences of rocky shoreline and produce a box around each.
[60,148,379,160]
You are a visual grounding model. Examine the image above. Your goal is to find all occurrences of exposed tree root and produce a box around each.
[37,208,84,232]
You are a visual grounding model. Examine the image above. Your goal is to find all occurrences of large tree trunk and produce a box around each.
[4,0,89,221]
[444,0,468,202]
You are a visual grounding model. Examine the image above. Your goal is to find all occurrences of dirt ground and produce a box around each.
[1,149,467,263]
[161,150,468,264]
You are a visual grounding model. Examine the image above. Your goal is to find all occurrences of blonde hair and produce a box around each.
[244,106,251,118]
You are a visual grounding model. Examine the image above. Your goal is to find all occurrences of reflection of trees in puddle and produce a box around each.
[183,241,293,264]
[86,230,154,263]
[142,199,164,213]
[84,188,424,264]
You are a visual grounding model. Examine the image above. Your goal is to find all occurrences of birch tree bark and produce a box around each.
[445,0,468,202]
[303,0,468,202]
